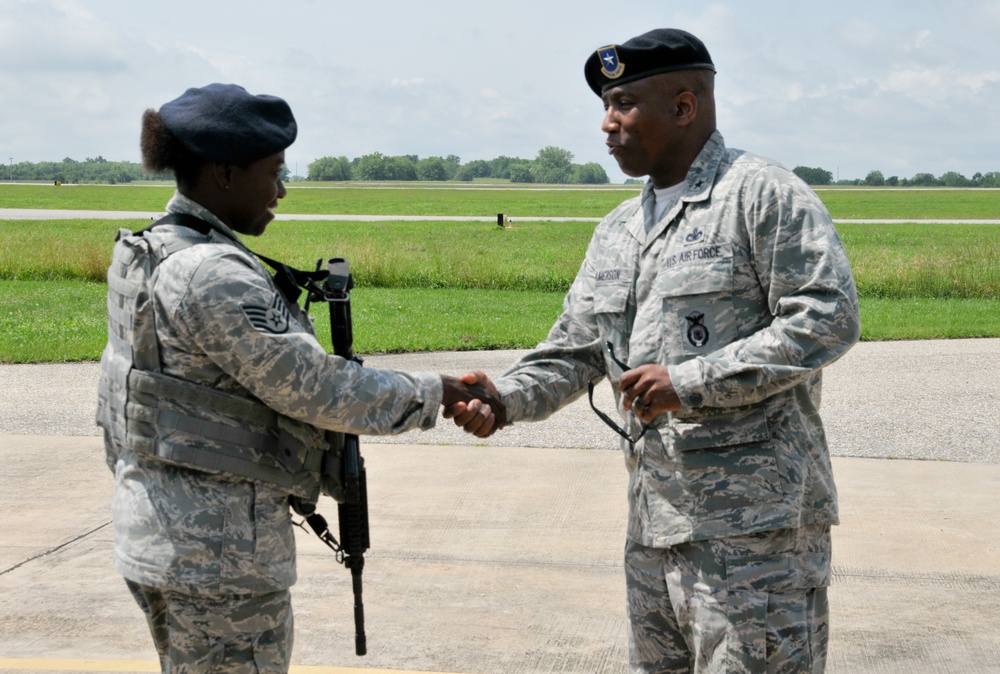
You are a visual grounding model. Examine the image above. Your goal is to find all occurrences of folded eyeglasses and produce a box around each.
[588,341,650,446]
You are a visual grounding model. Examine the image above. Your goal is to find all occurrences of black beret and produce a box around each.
[584,28,715,96]
[158,83,297,165]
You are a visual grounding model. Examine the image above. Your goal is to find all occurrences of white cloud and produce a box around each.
[391,77,425,89]
[0,0,130,73]
[0,0,998,181]
[882,66,1000,103]
[910,29,933,50]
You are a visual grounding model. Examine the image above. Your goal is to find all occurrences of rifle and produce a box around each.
[297,257,370,657]
[270,254,506,656]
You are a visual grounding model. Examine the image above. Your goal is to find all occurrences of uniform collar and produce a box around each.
[627,130,727,246]
[165,191,254,255]
[681,129,726,204]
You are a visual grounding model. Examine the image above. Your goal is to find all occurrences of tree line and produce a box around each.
[306,146,609,184]
[793,166,1000,188]
[2,147,609,185]
[4,156,150,184]
[8,155,996,188]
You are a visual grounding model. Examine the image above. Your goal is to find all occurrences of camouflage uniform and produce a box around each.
[494,131,860,672]
[99,192,443,672]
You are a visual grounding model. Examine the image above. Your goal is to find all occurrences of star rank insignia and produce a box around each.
[242,293,292,334]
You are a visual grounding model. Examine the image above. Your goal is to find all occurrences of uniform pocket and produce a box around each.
[657,251,736,356]
[673,405,770,451]
[593,278,630,314]
[723,552,831,672]
[671,406,783,509]
[593,279,631,361]
[725,552,831,592]
[252,488,296,571]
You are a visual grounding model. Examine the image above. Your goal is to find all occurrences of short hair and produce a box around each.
[139,108,208,189]
[668,69,715,100]
[652,69,717,127]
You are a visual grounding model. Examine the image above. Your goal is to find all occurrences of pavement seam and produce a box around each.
[833,566,1000,587]
[0,520,110,577]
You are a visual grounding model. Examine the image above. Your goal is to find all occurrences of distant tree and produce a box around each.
[792,166,833,185]
[508,161,534,183]
[864,170,886,187]
[972,172,983,186]
[489,155,518,180]
[354,152,389,180]
[384,155,417,181]
[623,178,645,185]
[455,159,491,181]
[910,172,940,186]
[416,156,448,181]
[886,175,899,186]
[532,146,574,183]
[939,171,971,187]
[979,172,1000,188]
[442,154,461,180]
[573,162,610,184]
[308,156,352,181]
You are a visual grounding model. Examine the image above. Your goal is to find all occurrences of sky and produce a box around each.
[1,0,998,183]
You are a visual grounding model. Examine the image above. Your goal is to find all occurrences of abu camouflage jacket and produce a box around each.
[98,192,443,595]
[495,131,861,547]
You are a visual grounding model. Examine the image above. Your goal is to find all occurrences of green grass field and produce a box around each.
[0,183,637,217]
[1,186,998,362]
[2,182,999,218]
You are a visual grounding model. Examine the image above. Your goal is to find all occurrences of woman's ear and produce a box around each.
[210,162,233,191]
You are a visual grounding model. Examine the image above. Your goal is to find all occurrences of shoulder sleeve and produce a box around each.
[173,250,442,435]
[494,211,631,421]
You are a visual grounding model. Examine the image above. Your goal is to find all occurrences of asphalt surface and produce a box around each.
[1,339,999,673]
[3,339,999,462]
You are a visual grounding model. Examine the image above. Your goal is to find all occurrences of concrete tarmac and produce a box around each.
[1,339,999,673]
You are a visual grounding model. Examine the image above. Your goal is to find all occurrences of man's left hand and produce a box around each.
[620,364,682,422]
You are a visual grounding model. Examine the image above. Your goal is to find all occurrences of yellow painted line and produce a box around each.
[0,661,159,672]
[0,658,459,674]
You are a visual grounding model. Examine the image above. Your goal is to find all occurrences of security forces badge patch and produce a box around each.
[242,293,292,334]
[598,45,625,79]
[685,311,710,347]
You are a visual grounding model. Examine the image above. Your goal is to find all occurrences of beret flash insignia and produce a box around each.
[598,46,625,79]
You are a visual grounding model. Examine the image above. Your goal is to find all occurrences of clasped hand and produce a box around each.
[440,372,506,438]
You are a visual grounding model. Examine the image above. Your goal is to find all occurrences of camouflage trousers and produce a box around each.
[625,524,831,674]
[126,580,293,674]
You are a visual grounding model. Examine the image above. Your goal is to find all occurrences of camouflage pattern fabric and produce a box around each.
[494,131,860,548]
[625,524,831,673]
[126,580,292,674]
[104,191,444,595]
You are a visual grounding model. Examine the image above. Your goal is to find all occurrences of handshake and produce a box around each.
[439,372,506,438]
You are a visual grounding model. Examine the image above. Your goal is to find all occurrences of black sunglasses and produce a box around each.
[588,341,649,446]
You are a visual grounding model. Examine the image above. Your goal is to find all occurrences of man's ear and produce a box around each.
[675,91,698,127]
